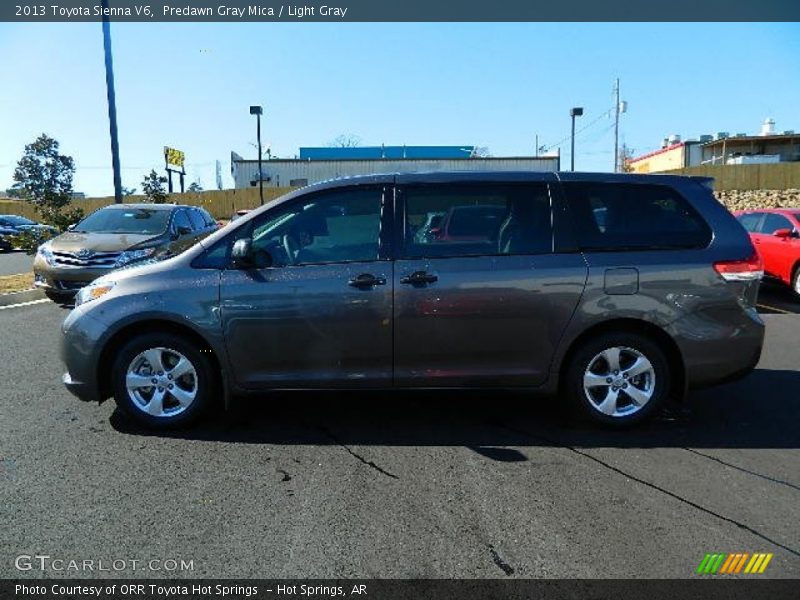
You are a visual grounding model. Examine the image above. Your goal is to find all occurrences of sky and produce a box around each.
[1,22,799,197]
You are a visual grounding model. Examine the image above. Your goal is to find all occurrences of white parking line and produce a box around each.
[0,298,50,311]
[757,303,795,315]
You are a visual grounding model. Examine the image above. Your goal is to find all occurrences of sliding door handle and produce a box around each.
[400,271,438,285]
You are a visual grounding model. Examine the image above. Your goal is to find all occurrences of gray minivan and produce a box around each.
[60,172,765,429]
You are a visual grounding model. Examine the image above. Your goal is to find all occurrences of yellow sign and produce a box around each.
[164,147,185,169]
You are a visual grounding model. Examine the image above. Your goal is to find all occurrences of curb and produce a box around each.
[0,288,46,307]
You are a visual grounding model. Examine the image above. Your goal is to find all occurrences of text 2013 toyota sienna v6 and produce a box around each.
[60,172,765,429]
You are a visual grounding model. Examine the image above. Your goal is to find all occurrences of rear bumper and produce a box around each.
[669,306,765,389]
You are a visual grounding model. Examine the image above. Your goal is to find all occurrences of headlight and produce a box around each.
[75,281,116,307]
[115,247,156,267]
[36,242,55,266]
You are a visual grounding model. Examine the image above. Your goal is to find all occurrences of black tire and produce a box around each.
[791,264,800,299]
[45,290,74,304]
[111,332,217,429]
[564,332,670,428]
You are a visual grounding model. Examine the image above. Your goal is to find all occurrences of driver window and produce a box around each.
[758,213,793,235]
[250,187,383,266]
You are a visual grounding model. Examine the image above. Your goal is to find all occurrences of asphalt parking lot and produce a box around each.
[0,293,798,580]
[0,250,33,277]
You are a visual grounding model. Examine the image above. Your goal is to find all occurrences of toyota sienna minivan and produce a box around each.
[60,172,765,429]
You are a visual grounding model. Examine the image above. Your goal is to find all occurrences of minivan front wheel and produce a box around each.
[565,333,670,427]
[111,333,216,428]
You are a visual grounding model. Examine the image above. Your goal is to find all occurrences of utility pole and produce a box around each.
[535,134,539,157]
[613,78,620,172]
[101,0,122,203]
[613,78,627,173]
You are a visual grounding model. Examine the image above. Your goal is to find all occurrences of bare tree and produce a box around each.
[329,134,362,148]
[473,146,492,158]
[619,144,635,172]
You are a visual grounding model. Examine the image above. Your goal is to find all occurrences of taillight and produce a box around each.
[713,254,764,282]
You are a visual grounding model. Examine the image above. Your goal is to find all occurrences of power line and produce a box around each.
[540,106,615,153]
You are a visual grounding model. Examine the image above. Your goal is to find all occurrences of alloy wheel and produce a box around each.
[125,347,198,417]
[582,346,656,418]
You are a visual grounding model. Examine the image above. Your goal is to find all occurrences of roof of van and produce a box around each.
[306,171,712,189]
[98,203,196,210]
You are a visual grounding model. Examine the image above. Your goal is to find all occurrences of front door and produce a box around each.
[393,178,587,387]
[220,184,393,388]
[756,212,797,282]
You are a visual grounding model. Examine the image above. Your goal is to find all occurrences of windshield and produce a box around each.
[1,215,36,226]
[73,207,171,235]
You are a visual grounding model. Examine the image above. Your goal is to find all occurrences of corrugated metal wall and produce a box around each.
[232,158,560,188]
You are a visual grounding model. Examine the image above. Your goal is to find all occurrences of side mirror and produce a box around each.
[773,228,792,239]
[67,223,76,231]
[231,238,272,269]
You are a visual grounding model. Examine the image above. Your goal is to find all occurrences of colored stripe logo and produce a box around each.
[696,552,773,574]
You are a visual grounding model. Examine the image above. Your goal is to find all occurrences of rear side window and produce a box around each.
[402,183,552,258]
[172,209,192,233]
[187,209,206,231]
[199,208,217,227]
[737,213,763,232]
[563,182,711,251]
[758,213,793,235]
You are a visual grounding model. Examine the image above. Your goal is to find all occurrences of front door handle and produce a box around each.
[348,273,386,288]
[400,271,438,285]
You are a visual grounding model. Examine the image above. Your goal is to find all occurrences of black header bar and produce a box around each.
[4,0,800,22]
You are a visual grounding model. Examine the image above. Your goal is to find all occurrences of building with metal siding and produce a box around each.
[299,146,477,160]
[231,152,560,189]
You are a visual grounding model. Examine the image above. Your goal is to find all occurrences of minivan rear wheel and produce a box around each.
[111,332,216,429]
[565,332,670,427]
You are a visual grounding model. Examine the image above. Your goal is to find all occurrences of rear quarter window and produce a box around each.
[737,213,762,233]
[563,182,712,251]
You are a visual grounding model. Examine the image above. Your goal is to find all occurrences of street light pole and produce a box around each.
[570,107,584,172]
[250,105,264,206]
[101,0,122,203]
[613,78,620,172]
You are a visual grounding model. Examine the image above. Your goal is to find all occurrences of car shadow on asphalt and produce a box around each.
[110,367,800,450]
[757,283,800,314]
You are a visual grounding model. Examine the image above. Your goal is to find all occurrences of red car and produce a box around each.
[735,208,800,296]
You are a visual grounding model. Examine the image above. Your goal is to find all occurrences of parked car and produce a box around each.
[0,214,57,238]
[413,211,445,244]
[35,203,218,303]
[432,204,506,242]
[61,172,764,430]
[734,208,800,296]
[0,226,17,252]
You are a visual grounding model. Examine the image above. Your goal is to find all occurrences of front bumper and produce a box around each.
[33,256,115,295]
[62,371,102,403]
[61,305,110,403]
